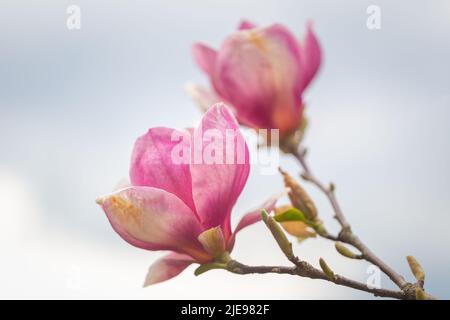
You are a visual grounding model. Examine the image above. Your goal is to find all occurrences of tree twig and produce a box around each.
[225,259,415,300]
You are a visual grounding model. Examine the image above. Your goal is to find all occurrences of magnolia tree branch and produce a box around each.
[226,259,412,300]
[285,145,435,299]
[215,209,428,300]
[211,211,414,299]
[194,130,435,299]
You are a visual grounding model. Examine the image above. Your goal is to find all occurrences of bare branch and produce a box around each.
[226,259,414,300]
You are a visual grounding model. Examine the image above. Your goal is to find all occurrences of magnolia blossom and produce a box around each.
[188,20,322,138]
[97,104,277,285]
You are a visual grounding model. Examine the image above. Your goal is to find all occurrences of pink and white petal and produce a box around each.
[262,24,304,131]
[238,20,257,30]
[190,104,250,239]
[213,32,278,129]
[97,187,210,262]
[264,24,303,67]
[213,24,303,131]
[185,83,222,113]
[299,22,322,91]
[130,127,196,213]
[143,252,195,286]
[192,43,218,76]
[227,192,282,251]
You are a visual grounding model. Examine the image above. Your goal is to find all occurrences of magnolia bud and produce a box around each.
[407,255,425,282]
[279,168,318,221]
[335,242,361,259]
[319,258,335,281]
[261,210,294,259]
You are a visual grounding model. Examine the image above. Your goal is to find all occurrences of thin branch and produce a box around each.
[226,259,413,300]
[289,146,409,289]
[293,148,350,229]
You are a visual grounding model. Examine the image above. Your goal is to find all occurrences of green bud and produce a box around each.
[262,209,294,259]
[335,242,360,259]
[319,258,335,281]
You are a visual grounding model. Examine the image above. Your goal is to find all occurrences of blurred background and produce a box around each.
[1,0,449,299]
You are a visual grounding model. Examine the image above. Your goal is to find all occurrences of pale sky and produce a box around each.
[0,0,449,299]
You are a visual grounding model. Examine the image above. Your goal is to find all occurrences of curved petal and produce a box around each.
[214,24,303,133]
[299,22,322,91]
[238,20,257,30]
[213,31,276,129]
[227,192,281,251]
[192,43,218,76]
[185,83,222,113]
[261,24,304,132]
[96,187,211,262]
[130,127,196,213]
[143,252,195,286]
[190,104,250,239]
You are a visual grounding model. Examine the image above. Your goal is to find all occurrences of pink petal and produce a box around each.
[192,43,218,76]
[185,83,222,113]
[299,22,322,91]
[227,193,281,251]
[130,127,196,213]
[238,20,257,30]
[143,252,195,286]
[97,187,211,262]
[190,104,250,240]
[262,24,304,130]
[213,24,303,133]
[213,33,276,129]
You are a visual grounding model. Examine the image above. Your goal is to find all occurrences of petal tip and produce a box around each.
[192,43,217,75]
[238,19,257,30]
[142,277,156,287]
[96,196,105,205]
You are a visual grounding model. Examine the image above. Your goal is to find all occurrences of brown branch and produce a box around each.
[288,146,417,291]
[226,259,414,300]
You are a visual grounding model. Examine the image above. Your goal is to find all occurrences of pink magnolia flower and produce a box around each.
[188,20,322,138]
[96,104,277,286]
